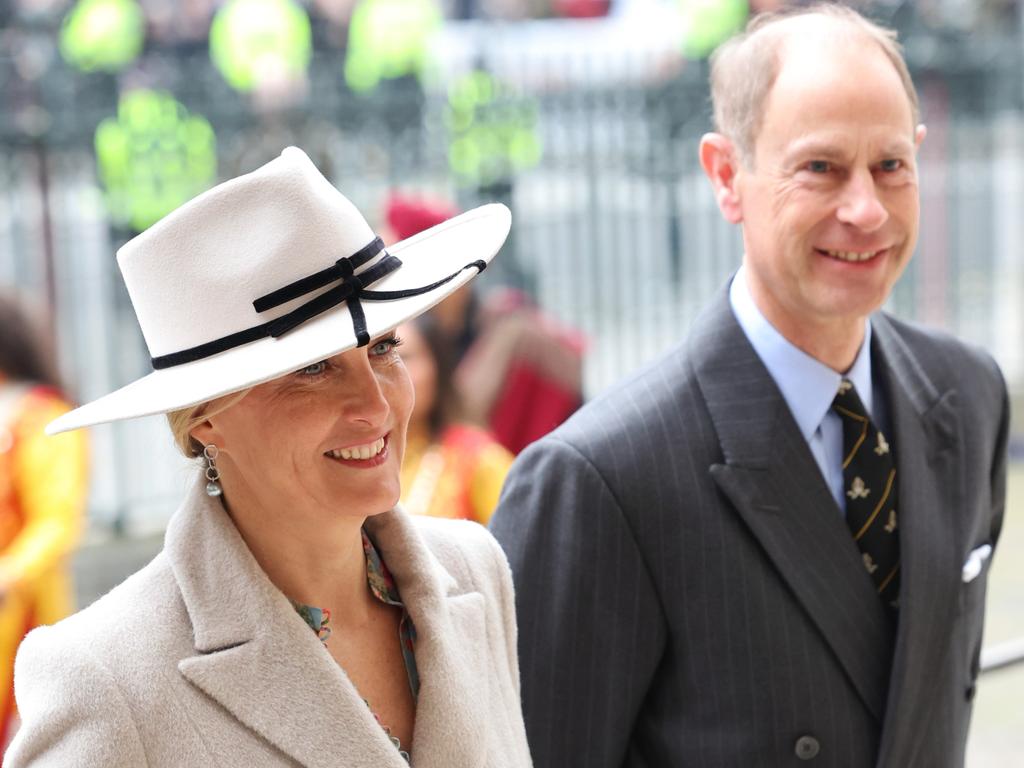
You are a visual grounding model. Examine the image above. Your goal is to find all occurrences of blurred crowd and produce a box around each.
[2,0,1018,37]
[1,0,1019,110]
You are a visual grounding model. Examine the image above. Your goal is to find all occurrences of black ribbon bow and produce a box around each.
[254,236,401,344]
[150,236,486,371]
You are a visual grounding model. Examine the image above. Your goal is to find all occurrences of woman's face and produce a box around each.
[396,322,437,431]
[193,333,414,522]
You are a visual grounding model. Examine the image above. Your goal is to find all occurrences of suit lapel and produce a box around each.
[694,290,894,721]
[872,315,962,768]
[167,477,487,767]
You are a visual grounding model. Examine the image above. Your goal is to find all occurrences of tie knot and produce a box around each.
[832,378,870,421]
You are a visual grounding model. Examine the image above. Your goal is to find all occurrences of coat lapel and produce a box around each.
[366,510,490,768]
[871,315,962,768]
[168,477,404,768]
[694,290,894,721]
[177,621,404,768]
[167,477,487,767]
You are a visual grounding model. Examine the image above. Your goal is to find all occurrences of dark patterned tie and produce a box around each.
[832,379,900,612]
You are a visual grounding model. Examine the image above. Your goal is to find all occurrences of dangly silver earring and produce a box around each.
[203,444,222,497]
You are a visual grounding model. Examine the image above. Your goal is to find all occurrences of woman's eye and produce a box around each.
[370,335,403,357]
[299,361,328,376]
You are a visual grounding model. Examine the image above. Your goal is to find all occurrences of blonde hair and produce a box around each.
[167,389,251,458]
[710,3,920,165]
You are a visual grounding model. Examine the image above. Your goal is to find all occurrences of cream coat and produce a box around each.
[7,475,532,767]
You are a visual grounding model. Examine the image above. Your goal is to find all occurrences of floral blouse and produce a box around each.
[291,530,418,762]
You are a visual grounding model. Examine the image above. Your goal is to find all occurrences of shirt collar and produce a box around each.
[729,266,874,441]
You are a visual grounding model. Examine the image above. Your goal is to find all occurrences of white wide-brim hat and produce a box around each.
[47,147,510,435]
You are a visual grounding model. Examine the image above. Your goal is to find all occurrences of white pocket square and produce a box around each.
[962,544,993,583]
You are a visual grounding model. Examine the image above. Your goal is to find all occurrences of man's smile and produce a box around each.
[814,247,892,265]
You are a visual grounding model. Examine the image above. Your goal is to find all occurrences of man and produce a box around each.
[489,5,1010,767]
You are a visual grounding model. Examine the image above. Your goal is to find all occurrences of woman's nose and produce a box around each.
[337,357,390,428]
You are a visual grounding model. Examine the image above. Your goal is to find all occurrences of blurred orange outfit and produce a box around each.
[399,424,512,525]
[0,386,88,738]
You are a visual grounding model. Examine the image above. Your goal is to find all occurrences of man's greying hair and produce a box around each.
[710,3,920,165]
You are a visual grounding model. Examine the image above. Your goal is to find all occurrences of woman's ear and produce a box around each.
[189,419,219,452]
[699,133,744,225]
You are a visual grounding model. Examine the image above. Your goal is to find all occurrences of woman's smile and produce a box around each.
[324,434,391,468]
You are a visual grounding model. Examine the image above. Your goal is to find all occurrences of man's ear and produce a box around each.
[699,133,743,225]
[915,123,927,149]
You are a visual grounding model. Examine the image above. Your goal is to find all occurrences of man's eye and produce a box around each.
[879,159,903,172]
[299,361,328,376]
[806,160,831,173]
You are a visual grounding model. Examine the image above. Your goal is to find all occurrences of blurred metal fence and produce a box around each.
[1,26,1023,531]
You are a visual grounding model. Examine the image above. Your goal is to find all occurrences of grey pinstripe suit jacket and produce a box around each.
[490,285,1009,768]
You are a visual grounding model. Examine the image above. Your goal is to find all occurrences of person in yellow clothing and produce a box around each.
[0,297,88,747]
[397,318,512,525]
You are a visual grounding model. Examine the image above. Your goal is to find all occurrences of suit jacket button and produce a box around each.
[795,735,820,760]
[966,684,977,701]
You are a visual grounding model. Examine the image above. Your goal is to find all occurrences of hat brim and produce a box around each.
[48,203,510,435]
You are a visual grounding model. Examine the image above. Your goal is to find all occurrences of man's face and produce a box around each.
[734,37,924,338]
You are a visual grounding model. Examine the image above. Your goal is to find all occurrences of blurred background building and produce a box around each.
[0,0,1022,760]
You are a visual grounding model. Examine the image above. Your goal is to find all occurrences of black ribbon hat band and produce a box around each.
[150,236,486,371]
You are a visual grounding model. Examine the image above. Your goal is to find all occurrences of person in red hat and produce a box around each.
[384,193,584,456]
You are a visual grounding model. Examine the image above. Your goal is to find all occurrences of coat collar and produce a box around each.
[694,284,962,743]
[166,476,488,768]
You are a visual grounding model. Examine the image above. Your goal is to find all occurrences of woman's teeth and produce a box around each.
[823,249,879,262]
[327,437,385,461]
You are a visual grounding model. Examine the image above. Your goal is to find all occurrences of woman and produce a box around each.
[0,298,87,748]
[397,318,513,524]
[6,148,531,767]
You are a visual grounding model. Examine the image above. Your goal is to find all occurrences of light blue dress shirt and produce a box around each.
[729,267,886,514]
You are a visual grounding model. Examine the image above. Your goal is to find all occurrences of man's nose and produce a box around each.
[836,171,889,232]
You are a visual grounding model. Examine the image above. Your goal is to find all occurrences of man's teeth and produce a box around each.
[328,437,386,461]
[824,249,878,262]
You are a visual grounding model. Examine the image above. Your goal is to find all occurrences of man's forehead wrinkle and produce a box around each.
[782,140,851,164]
[782,135,916,162]
[878,136,917,156]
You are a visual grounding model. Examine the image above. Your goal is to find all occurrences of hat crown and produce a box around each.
[117,147,375,358]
